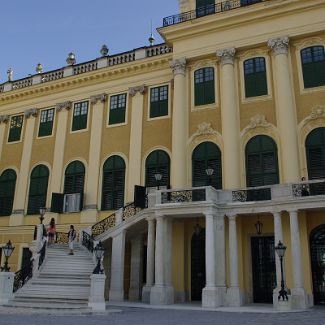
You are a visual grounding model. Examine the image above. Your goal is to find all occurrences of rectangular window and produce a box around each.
[8,115,24,142]
[150,86,168,118]
[72,101,88,131]
[38,108,54,137]
[244,58,268,98]
[109,93,127,125]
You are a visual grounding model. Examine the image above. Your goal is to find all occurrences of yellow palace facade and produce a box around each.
[1,0,325,310]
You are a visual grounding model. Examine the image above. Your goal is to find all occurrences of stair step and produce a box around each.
[5,301,90,310]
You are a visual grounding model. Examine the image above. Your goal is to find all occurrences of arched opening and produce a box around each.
[27,165,49,215]
[191,228,206,301]
[102,155,126,210]
[245,135,279,187]
[0,169,17,216]
[310,224,325,305]
[192,141,222,188]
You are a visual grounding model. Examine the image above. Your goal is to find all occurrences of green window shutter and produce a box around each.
[109,94,127,125]
[150,101,160,118]
[38,109,54,137]
[254,72,268,96]
[8,115,24,142]
[64,161,85,194]
[194,68,215,106]
[145,150,170,188]
[244,58,267,98]
[150,86,169,118]
[204,80,215,104]
[0,169,17,216]
[101,156,125,210]
[194,82,204,106]
[50,193,64,214]
[72,102,88,131]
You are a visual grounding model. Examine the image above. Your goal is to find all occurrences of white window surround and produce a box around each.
[36,108,56,140]
[69,100,90,134]
[106,92,129,128]
[7,114,25,144]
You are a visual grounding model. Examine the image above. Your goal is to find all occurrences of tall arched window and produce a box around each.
[27,165,49,215]
[245,135,279,187]
[64,161,85,194]
[244,57,267,98]
[0,169,17,216]
[301,46,325,88]
[102,156,125,211]
[192,142,222,188]
[145,150,170,188]
[194,67,215,106]
[306,127,325,180]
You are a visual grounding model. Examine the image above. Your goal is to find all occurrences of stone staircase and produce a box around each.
[10,243,95,309]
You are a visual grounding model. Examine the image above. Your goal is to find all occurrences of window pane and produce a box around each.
[194,68,215,106]
[109,94,127,125]
[38,108,54,137]
[244,57,267,97]
[8,115,23,142]
[150,86,169,118]
[72,102,88,131]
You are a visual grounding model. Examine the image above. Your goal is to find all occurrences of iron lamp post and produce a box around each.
[93,241,105,274]
[255,217,263,235]
[1,240,15,272]
[154,173,163,190]
[39,207,46,224]
[275,240,288,301]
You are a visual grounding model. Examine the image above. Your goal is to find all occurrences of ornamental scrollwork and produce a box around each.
[267,36,289,55]
[0,115,9,124]
[90,93,107,104]
[129,85,147,97]
[91,213,116,237]
[55,101,72,111]
[24,108,38,118]
[216,48,236,65]
[170,58,187,76]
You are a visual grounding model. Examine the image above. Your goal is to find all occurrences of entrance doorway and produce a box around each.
[310,225,325,305]
[251,236,276,303]
[191,228,205,301]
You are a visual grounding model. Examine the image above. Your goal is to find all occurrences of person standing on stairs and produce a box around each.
[68,224,76,255]
[47,218,56,246]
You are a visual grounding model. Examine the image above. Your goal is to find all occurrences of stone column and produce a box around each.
[127,85,146,202]
[268,37,300,182]
[129,236,143,301]
[81,93,107,223]
[289,210,308,309]
[150,215,174,305]
[216,48,241,189]
[10,109,38,226]
[170,58,187,188]
[142,219,155,303]
[0,115,9,162]
[46,101,72,222]
[226,214,242,306]
[109,231,126,301]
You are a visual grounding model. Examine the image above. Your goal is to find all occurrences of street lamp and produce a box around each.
[1,240,15,272]
[154,173,162,190]
[205,168,214,186]
[39,207,46,224]
[275,240,288,301]
[93,241,105,274]
[255,216,263,235]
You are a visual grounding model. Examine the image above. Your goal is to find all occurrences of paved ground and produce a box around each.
[0,306,325,325]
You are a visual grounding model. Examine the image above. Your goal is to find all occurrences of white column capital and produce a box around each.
[216,48,236,66]
[204,207,218,217]
[267,36,289,55]
[24,108,38,119]
[129,85,147,97]
[90,93,107,104]
[55,101,72,112]
[227,214,237,222]
[0,115,9,124]
[169,58,187,76]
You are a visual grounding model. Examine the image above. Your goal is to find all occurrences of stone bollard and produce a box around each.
[0,272,15,304]
[88,274,107,311]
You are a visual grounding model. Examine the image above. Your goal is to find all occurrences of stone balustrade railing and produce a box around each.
[0,43,172,93]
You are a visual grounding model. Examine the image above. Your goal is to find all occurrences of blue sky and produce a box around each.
[0,0,178,83]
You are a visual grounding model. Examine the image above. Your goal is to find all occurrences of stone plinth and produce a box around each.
[0,272,15,304]
[88,274,107,311]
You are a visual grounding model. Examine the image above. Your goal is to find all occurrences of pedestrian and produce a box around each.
[47,218,56,245]
[68,225,76,255]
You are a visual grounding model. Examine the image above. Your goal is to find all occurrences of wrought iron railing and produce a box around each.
[55,231,80,244]
[13,260,33,292]
[91,213,116,237]
[82,231,94,253]
[123,202,143,221]
[161,188,206,204]
[232,187,271,202]
[292,180,325,197]
[163,0,269,27]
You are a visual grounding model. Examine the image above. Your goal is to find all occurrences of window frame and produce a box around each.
[107,93,128,127]
[147,83,171,121]
[71,101,89,133]
[0,168,17,216]
[7,114,24,143]
[37,108,55,138]
[194,67,216,107]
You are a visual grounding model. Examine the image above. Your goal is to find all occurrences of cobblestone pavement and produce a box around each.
[0,306,325,325]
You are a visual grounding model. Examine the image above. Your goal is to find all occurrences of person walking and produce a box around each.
[68,225,76,255]
[47,218,56,245]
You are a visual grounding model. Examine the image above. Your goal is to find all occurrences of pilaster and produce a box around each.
[129,236,143,301]
[0,115,9,162]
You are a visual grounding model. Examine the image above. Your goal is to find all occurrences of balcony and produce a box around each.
[162,0,270,27]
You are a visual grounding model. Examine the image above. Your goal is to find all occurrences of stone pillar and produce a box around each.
[216,48,241,189]
[226,215,242,306]
[109,231,126,301]
[150,215,174,305]
[129,236,143,301]
[142,219,155,303]
[0,272,15,304]
[10,109,38,226]
[81,93,107,223]
[47,101,72,221]
[289,210,308,309]
[268,37,300,182]
[88,274,107,311]
[127,85,146,202]
[202,212,225,307]
[170,58,187,188]
[0,115,9,162]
